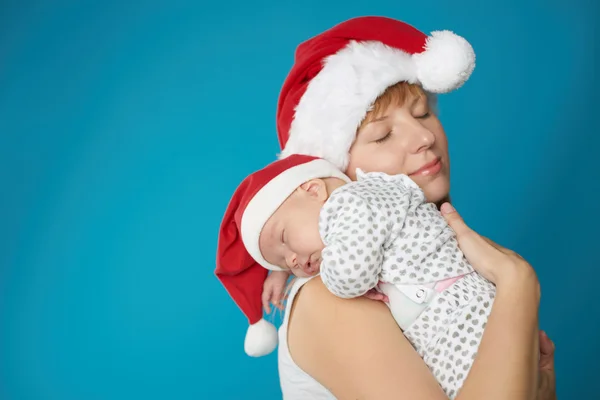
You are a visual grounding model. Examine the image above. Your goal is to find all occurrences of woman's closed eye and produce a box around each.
[374,131,392,144]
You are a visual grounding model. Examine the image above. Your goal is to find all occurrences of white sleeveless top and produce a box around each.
[278,275,336,399]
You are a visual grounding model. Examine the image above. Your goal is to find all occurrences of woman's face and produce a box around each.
[346,91,450,204]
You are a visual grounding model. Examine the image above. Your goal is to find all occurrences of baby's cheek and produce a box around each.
[312,235,325,252]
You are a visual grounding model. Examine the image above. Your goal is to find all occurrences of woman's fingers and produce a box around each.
[440,203,533,286]
[441,204,498,268]
[539,330,555,370]
[481,235,523,259]
[537,331,557,400]
[481,236,503,251]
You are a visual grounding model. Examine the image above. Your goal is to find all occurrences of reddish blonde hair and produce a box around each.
[360,82,426,129]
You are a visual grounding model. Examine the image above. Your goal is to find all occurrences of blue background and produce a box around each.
[1,0,598,399]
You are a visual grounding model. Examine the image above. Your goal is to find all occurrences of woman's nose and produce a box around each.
[406,123,435,154]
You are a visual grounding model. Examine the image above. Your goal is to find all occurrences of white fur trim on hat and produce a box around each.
[240,159,351,271]
[279,31,475,171]
[245,318,278,357]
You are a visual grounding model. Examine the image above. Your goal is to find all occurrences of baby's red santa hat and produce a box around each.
[216,154,350,357]
[277,16,476,170]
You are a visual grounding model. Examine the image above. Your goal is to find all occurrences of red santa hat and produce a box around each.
[277,15,476,170]
[216,154,350,357]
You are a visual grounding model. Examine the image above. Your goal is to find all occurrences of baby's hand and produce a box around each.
[363,282,389,303]
[262,271,291,314]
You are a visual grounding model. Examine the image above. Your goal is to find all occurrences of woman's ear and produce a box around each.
[299,179,327,201]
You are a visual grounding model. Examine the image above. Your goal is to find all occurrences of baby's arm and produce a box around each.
[262,270,290,313]
[320,191,389,299]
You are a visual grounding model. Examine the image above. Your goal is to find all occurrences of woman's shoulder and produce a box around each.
[288,278,393,356]
[289,277,398,338]
[292,276,377,315]
[287,277,447,399]
[295,275,390,306]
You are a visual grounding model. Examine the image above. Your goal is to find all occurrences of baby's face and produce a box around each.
[259,180,328,277]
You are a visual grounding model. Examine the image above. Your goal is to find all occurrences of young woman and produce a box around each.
[272,16,557,399]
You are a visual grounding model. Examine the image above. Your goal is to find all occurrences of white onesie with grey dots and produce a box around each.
[319,170,496,399]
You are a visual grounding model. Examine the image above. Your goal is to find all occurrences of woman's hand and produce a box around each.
[476,236,557,399]
[439,203,545,400]
[469,235,557,399]
[440,203,538,289]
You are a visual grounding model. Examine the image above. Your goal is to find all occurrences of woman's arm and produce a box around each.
[480,238,556,400]
[289,278,449,399]
[456,269,539,400]
[287,205,541,400]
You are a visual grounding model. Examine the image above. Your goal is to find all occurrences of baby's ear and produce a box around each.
[299,179,327,200]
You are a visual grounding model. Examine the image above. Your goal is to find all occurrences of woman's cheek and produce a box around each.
[375,150,405,176]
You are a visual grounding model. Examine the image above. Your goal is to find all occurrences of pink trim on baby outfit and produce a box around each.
[434,275,464,292]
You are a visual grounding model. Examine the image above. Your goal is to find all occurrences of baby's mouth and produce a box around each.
[304,257,321,275]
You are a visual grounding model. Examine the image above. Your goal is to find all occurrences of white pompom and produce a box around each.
[413,30,476,93]
[244,319,278,357]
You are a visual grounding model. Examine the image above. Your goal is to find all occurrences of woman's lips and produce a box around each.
[409,158,442,177]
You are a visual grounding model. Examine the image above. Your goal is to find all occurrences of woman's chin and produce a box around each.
[422,178,450,205]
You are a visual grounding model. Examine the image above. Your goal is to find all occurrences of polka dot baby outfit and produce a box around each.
[318,170,496,399]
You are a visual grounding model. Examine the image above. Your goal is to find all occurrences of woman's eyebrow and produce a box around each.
[367,115,388,125]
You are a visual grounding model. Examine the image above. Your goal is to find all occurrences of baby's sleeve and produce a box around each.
[319,191,389,298]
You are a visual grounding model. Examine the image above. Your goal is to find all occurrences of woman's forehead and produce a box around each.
[363,96,422,131]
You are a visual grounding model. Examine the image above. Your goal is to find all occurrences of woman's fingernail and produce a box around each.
[441,203,456,215]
